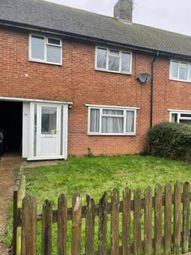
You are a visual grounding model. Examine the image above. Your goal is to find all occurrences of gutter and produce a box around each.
[1,20,191,61]
[150,52,159,128]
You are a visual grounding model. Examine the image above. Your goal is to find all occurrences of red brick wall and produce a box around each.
[1,27,191,156]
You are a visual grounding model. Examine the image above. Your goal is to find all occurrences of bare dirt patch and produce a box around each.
[0,155,21,255]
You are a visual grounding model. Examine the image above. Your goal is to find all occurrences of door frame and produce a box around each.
[28,102,68,161]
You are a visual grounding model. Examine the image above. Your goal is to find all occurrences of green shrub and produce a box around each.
[147,122,191,161]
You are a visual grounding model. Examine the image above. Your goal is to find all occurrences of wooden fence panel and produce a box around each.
[42,200,52,255]
[182,182,190,254]
[72,193,82,255]
[122,188,131,255]
[57,194,67,255]
[21,195,36,255]
[13,182,191,255]
[154,184,162,255]
[85,195,95,255]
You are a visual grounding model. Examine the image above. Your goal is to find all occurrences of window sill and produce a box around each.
[169,78,191,84]
[88,133,136,136]
[29,59,62,66]
[95,68,132,76]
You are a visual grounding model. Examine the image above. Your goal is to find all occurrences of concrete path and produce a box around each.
[0,155,21,255]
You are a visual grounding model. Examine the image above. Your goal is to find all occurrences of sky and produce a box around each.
[46,0,191,36]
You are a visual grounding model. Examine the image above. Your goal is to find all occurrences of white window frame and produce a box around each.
[95,46,132,75]
[169,60,191,83]
[87,104,138,136]
[169,110,191,123]
[29,34,62,65]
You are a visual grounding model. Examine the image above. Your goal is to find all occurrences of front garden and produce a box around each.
[5,155,191,254]
[24,155,191,208]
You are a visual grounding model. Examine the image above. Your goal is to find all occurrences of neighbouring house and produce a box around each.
[0,0,191,160]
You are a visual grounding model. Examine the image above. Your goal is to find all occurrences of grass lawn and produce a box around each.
[24,155,191,209]
[6,155,191,254]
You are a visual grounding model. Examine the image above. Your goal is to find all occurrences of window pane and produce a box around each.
[171,61,178,78]
[109,50,119,56]
[171,113,178,123]
[90,109,100,132]
[181,114,191,118]
[41,107,57,134]
[108,55,120,71]
[179,64,188,80]
[180,119,191,125]
[48,38,61,45]
[126,111,134,132]
[121,53,130,72]
[189,65,191,80]
[102,117,124,133]
[103,109,123,115]
[97,48,107,69]
[31,35,44,60]
[47,45,61,63]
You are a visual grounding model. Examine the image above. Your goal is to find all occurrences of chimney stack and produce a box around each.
[114,0,133,24]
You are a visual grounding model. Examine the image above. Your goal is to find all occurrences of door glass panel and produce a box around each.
[41,107,57,134]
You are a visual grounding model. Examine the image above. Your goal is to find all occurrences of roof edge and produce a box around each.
[1,19,191,60]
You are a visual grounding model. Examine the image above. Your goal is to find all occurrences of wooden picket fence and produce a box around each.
[12,182,191,255]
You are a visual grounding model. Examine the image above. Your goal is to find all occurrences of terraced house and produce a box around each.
[0,0,191,160]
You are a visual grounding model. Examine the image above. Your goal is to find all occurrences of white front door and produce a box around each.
[36,104,61,158]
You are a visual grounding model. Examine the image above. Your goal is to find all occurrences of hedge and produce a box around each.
[147,122,191,161]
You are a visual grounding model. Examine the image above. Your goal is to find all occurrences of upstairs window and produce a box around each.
[170,111,191,125]
[88,105,137,135]
[170,60,191,82]
[95,47,132,74]
[29,35,62,65]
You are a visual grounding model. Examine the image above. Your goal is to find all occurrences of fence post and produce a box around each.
[21,195,37,255]
[154,184,162,255]
[42,200,52,255]
[57,194,67,255]
[144,186,152,255]
[182,182,190,254]
[12,189,18,255]
[134,189,142,255]
[72,192,82,255]
[12,170,26,255]
[174,182,181,255]
[85,195,95,255]
[98,192,107,255]
[164,183,172,255]
[122,187,131,255]
[17,174,26,255]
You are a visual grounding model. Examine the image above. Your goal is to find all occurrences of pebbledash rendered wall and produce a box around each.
[1,27,191,156]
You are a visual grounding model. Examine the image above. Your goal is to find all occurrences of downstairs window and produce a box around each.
[88,106,137,135]
[170,111,191,125]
